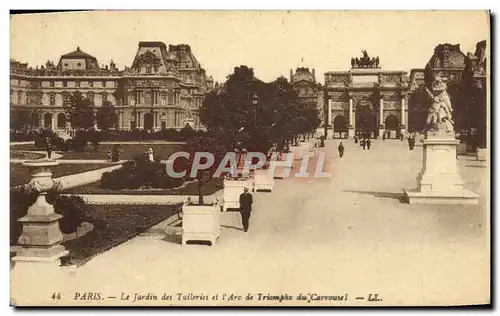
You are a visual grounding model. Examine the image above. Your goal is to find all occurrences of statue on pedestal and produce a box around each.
[424,77,455,135]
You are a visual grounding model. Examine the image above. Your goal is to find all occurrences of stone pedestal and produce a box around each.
[11,159,68,301]
[400,125,406,138]
[347,126,355,139]
[476,148,487,162]
[378,127,385,139]
[403,135,479,204]
[181,199,220,246]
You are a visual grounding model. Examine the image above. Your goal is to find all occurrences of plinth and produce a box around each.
[347,126,355,139]
[403,134,479,204]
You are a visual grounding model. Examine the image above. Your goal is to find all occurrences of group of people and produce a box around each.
[354,135,372,150]
[407,133,417,151]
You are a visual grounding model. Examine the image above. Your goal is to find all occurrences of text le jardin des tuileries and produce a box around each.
[70,292,383,304]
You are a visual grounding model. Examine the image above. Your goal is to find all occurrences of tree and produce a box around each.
[64,91,94,130]
[10,108,40,131]
[199,67,316,154]
[96,100,118,131]
[183,135,232,205]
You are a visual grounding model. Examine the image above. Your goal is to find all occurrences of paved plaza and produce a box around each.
[11,139,489,306]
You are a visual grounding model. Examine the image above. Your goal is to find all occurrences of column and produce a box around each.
[400,96,407,136]
[119,111,124,130]
[347,97,354,138]
[327,99,332,126]
[51,114,56,131]
[154,112,158,130]
[139,112,144,129]
[378,97,385,138]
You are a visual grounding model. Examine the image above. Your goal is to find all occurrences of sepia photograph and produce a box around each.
[8,10,490,307]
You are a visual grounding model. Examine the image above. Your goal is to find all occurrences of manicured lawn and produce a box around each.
[58,143,185,160]
[10,143,38,151]
[63,178,224,195]
[10,151,45,160]
[61,203,182,266]
[10,163,119,187]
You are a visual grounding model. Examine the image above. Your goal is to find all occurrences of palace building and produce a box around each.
[10,42,214,131]
[324,51,409,139]
[289,67,324,125]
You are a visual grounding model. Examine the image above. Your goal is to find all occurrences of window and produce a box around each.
[18,91,22,104]
[75,81,80,88]
[102,81,106,88]
[89,81,93,88]
[49,93,56,106]
[63,93,70,106]
[146,65,152,74]
[49,81,54,88]
[101,92,108,103]
[63,81,67,87]
[88,92,95,106]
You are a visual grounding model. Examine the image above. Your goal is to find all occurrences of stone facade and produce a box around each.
[407,41,487,134]
[324,52,409,139]
[290,67,324,125]
[10,42,214,131]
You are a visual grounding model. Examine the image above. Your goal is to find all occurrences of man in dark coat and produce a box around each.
[239,187,253,232]
[366,139,371,150]
[338,142,344,158]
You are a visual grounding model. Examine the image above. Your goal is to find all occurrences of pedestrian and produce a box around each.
[382,132,386,140]
[362,139,366,150]
[367,139,371,150]
[239,187,253,232]
[338,142,344,158]
[354,135,358,144]
[108,150,113,162]
[360,138,364,148]
[45,137,52,159]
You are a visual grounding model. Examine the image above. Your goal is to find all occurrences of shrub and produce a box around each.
[10,183,87,245]
[100,153,185,190]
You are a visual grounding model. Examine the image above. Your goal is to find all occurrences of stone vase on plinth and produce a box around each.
[12,159,68,267]
[11,159,69,305]
[403,130,479,205]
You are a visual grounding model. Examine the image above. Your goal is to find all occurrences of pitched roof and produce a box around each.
[61,47,97,60]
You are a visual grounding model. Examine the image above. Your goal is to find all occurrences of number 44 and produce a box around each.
[51,293,61,300]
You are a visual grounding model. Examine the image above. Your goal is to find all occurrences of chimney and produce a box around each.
[290,69,293,82]
[312,69,316,82]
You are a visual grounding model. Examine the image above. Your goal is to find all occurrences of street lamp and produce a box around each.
[252,93,259,127]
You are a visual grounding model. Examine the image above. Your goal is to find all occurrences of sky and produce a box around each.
[10,11,489,84]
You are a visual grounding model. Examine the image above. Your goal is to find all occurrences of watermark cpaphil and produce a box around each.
[165,151,332,179]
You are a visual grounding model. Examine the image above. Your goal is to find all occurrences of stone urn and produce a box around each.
[13,158,68,262]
